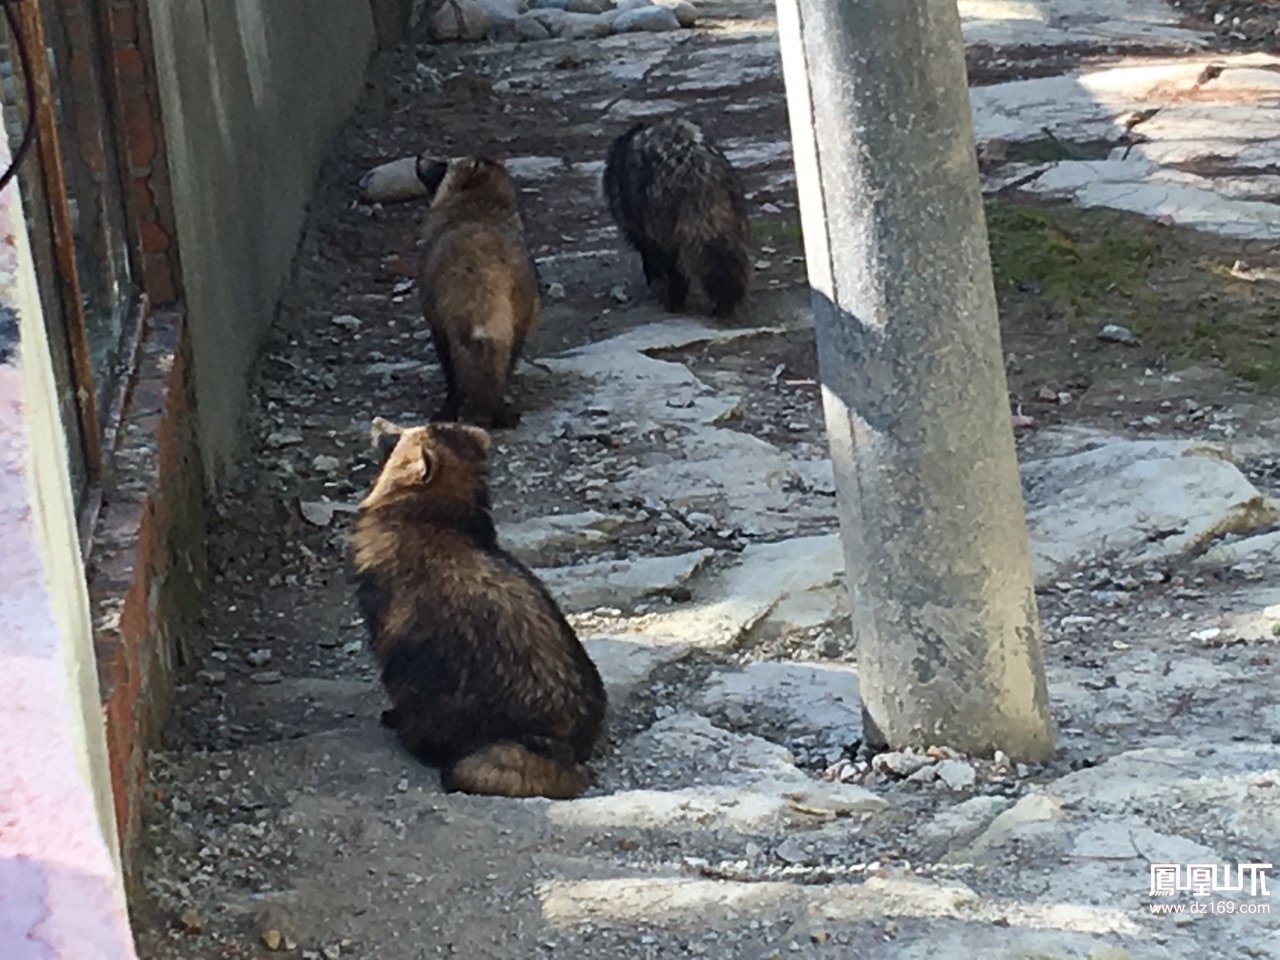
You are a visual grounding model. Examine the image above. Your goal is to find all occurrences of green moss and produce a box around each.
[982,197,1280,390]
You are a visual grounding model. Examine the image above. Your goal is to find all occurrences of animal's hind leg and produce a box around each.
[661,263,690,313]
[701,237,750,319]
[430,328,462,422]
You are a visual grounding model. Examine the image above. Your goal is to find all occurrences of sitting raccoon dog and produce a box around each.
[603,118,752,318]
[351,417,607,799]
[416,155,540,429]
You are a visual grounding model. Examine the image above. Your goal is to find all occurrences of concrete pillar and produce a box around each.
[775,0,1055,761]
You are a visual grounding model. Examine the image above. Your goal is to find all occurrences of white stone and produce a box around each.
[961,792,1064,857]
[498,510,624,565]
[935,759,977,791]
[582,635,690,703]
[958,0,1206,48]
[917,796,1010,846]
[695,660,861,748]
[541,9,613,37]
[1066,822,1218,865]
[358,156,427,204]
[536,549,715,613]
[1022,436,1277,582]
[1196,528,1280,567]
[652,0,696,26]
[612,5,680,31]
[633,535,844,651]
[428,0,493,41]
[510,12,553,38]
[475,0,527,26]
[1024,159,1280,241]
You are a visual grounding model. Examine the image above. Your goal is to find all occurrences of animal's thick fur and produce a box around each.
[602,118,752,318]
[416,155,540,429]
[350,418,607,799]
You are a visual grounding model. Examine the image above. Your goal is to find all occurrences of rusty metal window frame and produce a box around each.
[3,0,150,554]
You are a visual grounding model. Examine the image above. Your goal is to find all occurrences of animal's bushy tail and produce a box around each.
[443,741,590,799]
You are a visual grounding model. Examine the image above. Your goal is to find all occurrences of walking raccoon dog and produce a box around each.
[415,154,540,429]
[602,118,752,318]
[350,417,607,799]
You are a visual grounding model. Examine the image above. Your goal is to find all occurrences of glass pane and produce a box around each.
[0,25,90,505]
[38,0,136,428]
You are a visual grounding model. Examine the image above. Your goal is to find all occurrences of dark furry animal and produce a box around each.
[415,155,540,429]
[350,417,607,799]
[602,118,752,318]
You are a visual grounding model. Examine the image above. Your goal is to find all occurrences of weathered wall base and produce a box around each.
[89,307,205,895]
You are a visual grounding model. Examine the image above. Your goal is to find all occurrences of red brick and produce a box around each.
[138,219,169,254]
[124,111,157,169]
[108,5,139,45]
[113,47,145,85]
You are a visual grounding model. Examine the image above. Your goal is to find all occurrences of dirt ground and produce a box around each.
[131,5,1280,959]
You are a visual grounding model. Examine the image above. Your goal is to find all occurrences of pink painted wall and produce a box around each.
[0,202,138,958]
[0,365,138,957]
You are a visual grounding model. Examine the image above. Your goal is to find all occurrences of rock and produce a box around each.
[774,837,809,865]
[476,0,527,25]
[562,12,614,38]
[499,510,625,565]
[357,156,428,204]
[330,314,361,330]
[916,796,1010,846]
[511,11,553,39]
[311,454,342,474]
[615,0,652,8]
[266,429,304,448]
[245,648,272,668]
[632,535,845,651]
[176,909,204,934]
[251,670,283,685]
[695,660,862,749]
[428,0,493,40]
[530,0,567,7]
[300,500,336,527]
[565,0,611,11]
[961,792,1064,857]
[612,4,680,30]
[582,635,690,703]
[872,750,932,778]
[535,548,714,612]
[782,781,888,816]
[1022,436,1277,583]
[935,759,977,791]
[1098,322,1139,345]
[256,904,298,953]
[653,0,697,26]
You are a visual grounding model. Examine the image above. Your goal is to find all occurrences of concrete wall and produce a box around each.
[146,0,378,480]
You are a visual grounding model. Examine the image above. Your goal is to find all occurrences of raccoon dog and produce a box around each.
[416,155,540,429]
[602,118,752,318]
[351,417,607,799]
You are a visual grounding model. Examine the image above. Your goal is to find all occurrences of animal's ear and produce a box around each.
[431,422,491,464]
[370,417,405,466]
[415,157,449,198]
[454,424,492,460]
[415,442,439,485]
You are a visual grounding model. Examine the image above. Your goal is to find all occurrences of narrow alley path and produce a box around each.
[136,2,1280,957]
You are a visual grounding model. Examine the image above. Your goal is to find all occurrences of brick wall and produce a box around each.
[80,0,198,889]
[88,309,205,891]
